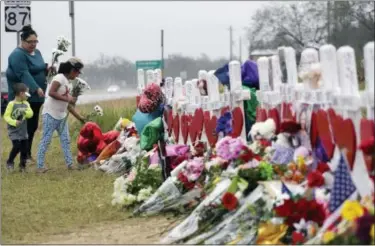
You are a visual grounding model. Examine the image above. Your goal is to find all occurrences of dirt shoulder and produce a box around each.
[18,216,182,245]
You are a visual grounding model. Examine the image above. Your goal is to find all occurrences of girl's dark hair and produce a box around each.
[20,25,37,41]
[58,59,84,74]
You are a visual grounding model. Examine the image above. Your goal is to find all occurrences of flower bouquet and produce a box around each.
[46,36,71,84]
[263,183,328,245]
[314,196,374,245]
[134,157,206,216]
[99,136,142,174]
[58,78,93,134]
[186,184,272,245]
[203,136,252,195]
[111,156,163,207]
[160,178,233,244]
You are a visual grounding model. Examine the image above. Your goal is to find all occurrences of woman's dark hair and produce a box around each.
[58,58,84,74]
[20,25,37,41]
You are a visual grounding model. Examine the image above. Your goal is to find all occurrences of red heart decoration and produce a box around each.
[164,110,173,136]
[327,108,339,145]
[205,115,218,147]
[172,114,180,143]
[316,109,335,159]
[194,109,204,140]
[180,114,190,144]
[281,102,295,121]
[256,107,268,122]
[327,109,345,148]
[268,108,280,134]
[341,119,357,169]
[221,106,230,116]
[231,107,244,138]
[360,118,375,172]
[310,111,319,148]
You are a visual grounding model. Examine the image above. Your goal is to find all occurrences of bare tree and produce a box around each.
[247,2,328,52]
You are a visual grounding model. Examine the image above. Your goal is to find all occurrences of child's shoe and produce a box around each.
[6,162,14,171]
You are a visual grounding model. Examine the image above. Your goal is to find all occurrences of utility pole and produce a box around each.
[327,1,331,43]
[161,29,164,76]
[229,26,233,61]
[69,1,76,56]
[239,36,242,63]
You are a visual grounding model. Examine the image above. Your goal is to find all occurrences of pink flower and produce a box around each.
[183,157,204,182]
[216,137,246,161]
[126,170,137,182]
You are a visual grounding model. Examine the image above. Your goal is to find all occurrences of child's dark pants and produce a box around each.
[7,139,28,169]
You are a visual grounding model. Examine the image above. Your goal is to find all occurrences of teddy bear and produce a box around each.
[248,119,277,157]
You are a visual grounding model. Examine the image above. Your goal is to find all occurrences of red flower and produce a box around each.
[171,155,189,170]
[306,200,326,226]
[193,141,205,157]
[259,139,272,147]
[307,171,325,188]
[222,192,238,211]
[177,172,195,190]
[280,120,302,134]
[359,137,375,155]
[274,199,295,217]
[254,155,262,161]
[292,231,305,244]
[238,146,254,162]
[316,162,331,174]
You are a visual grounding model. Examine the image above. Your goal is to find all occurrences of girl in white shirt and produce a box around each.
[36,58,84,173]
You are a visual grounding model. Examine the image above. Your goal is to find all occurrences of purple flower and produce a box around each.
[216,113,233,136]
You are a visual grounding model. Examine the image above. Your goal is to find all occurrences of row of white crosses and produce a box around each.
[136,63,251,148]
[256,41,374,240]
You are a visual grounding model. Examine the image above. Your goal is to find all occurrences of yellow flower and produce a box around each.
[341,200,364,221]
[370,224,374,240]
[322,231,335,243]
[212,177,221,186]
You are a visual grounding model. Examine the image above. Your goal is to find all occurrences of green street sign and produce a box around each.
[136,60,163,70]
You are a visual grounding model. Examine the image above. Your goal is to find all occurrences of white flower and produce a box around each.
[275,193,290,206]
[205,157,224,171]
[123,194,137,206]
[293,218,308,232]
[137,186,153,202]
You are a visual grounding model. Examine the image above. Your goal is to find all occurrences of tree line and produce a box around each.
[82,1,374,89]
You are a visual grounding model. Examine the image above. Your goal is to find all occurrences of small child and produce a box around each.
[3,83,34,172]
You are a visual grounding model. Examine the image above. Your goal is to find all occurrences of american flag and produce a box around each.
[328,152,357,212]
[281,182,293,197]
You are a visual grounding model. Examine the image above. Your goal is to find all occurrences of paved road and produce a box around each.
[76,89,138,105]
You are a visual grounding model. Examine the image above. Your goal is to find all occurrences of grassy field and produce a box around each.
[1,98,137,244]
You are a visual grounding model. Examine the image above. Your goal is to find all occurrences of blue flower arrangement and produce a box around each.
[216,112,233,136]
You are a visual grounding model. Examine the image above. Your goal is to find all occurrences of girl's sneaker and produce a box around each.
[36,167,50,173]
[6,162,14,171]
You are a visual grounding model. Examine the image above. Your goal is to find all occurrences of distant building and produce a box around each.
[249,49,278,61]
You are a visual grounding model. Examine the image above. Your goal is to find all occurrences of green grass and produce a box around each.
[1,98,137,244]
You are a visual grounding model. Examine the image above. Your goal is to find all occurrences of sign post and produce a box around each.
[135,60,163,70]
[4,0,31,46]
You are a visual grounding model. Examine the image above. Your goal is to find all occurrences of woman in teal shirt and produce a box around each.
[6,25,49,162]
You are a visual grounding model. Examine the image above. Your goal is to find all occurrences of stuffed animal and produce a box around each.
[248,119,276,156]
[299,62,323,90]
[249,118,276,141]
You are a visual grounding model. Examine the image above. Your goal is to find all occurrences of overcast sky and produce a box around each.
[1,1,265,70]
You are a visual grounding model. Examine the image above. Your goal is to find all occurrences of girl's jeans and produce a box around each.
[37,113,73,168]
